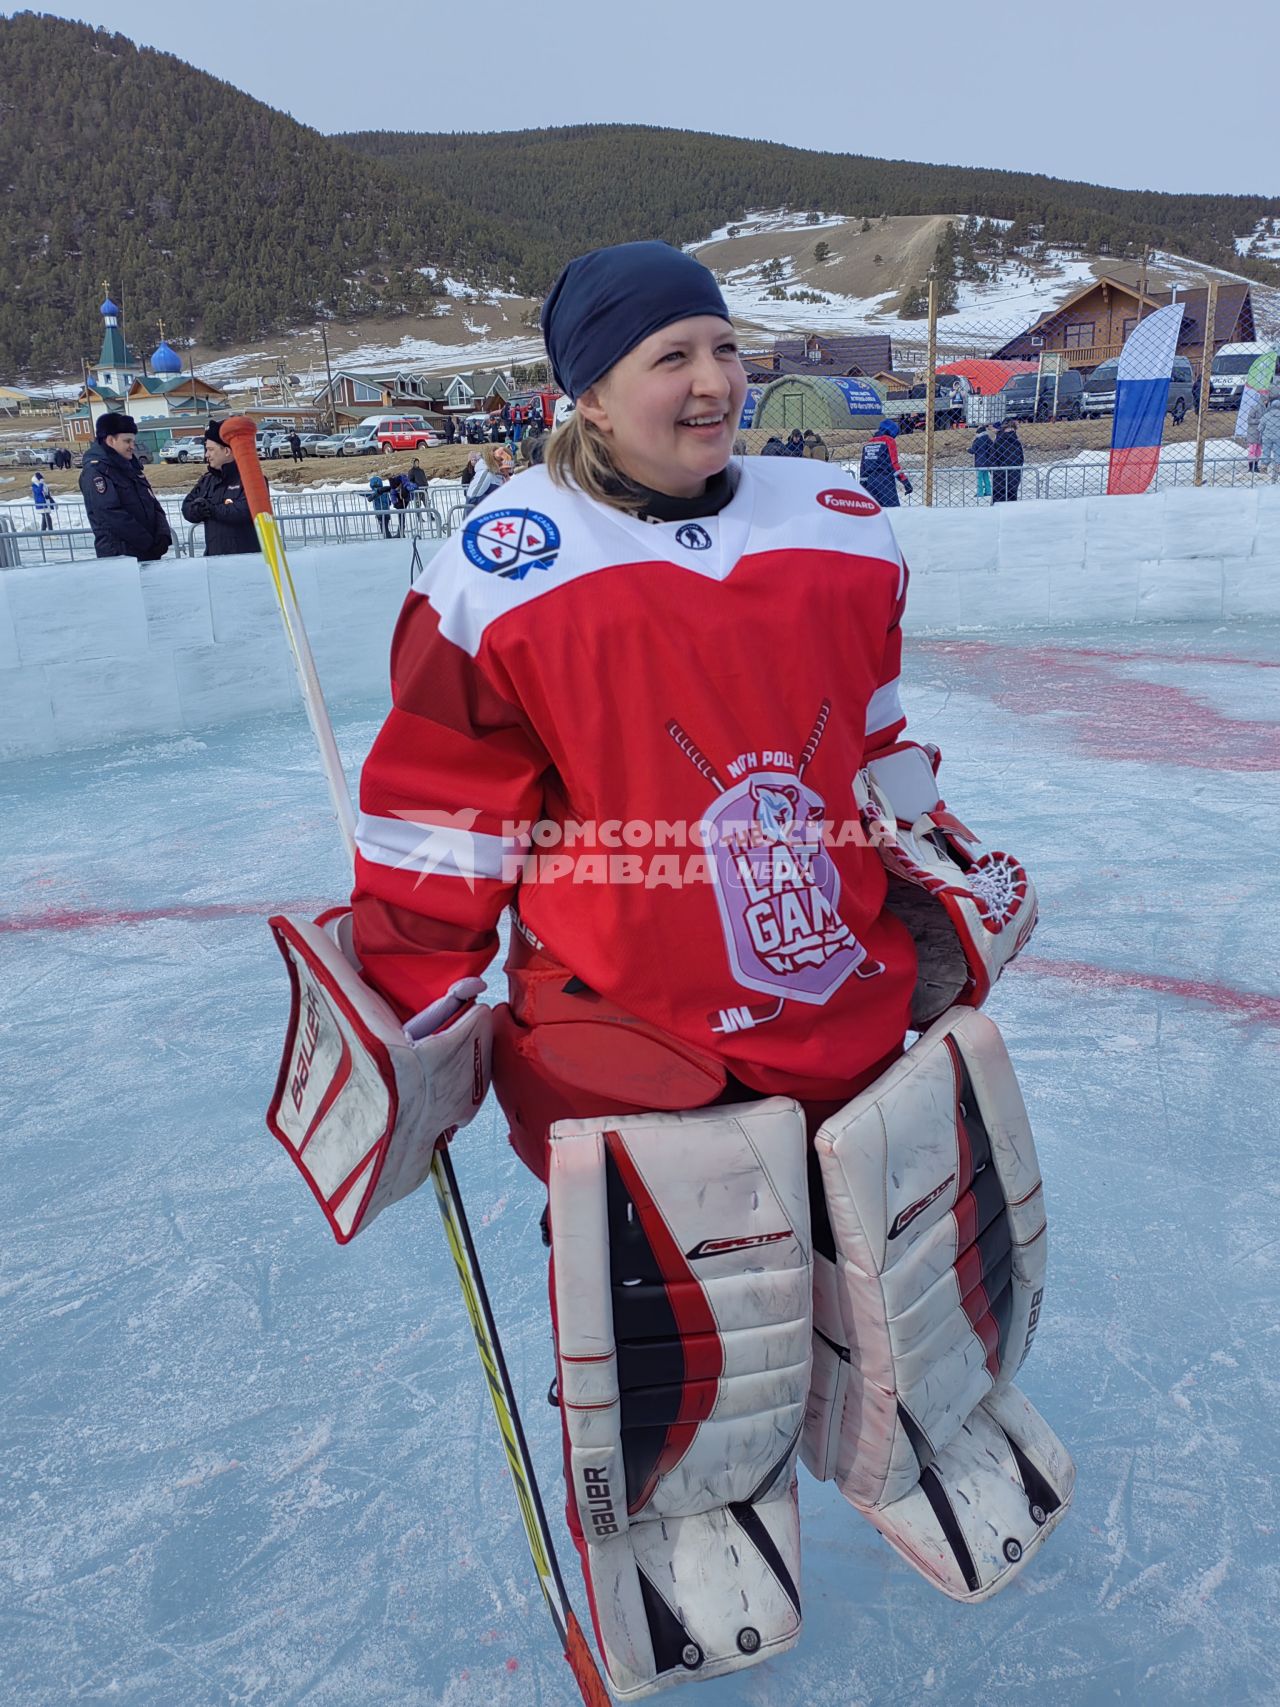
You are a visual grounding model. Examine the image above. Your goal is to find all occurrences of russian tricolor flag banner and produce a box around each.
[1106,303,1185,495]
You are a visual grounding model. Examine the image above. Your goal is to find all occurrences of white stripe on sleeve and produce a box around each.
[865,677,904,739]
[355,810,527,883]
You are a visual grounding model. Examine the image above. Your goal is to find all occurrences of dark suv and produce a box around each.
[1081,355,1198,422]
[998,370,1084,422]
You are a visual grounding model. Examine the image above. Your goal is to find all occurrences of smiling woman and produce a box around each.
[540,240,747,507]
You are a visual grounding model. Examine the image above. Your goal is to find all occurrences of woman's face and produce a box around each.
[578,315,747,497]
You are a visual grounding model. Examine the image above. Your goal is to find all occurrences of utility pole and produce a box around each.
[923,271,939,508]
[1192,277,1218,487]
[320,320,337,431]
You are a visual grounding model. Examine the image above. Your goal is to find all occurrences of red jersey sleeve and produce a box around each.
[863,560,909,758]
[350,592,548,1020]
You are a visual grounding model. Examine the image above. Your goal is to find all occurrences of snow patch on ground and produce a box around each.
[1234,218,1280,259]
[686,208,846,250]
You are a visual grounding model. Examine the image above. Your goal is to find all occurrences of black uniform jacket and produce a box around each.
[79,442,173,561]
[180,463,260,556]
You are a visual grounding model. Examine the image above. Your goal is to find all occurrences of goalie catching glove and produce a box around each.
[856,740,1038,1029]
[266,908,491,1242]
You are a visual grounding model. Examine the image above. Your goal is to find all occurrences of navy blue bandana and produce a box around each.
[541,241,731,401]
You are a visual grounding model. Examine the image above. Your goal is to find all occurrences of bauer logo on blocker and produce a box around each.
[463,508,561,580]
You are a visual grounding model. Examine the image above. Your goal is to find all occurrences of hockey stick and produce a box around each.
[220,417,610,1707]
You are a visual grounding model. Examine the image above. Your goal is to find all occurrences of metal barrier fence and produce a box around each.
[0,480,470,566]
[833,453,1267,507]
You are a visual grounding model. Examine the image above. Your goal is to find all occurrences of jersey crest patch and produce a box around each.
[675,522,712,551]
[818,489,880,518]
[462,508,560,580]
[666,702,883,1016]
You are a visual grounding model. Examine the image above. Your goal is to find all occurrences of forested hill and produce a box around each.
[338,125,1280,289]
[0,13,522,378]
[6,9,1280,383]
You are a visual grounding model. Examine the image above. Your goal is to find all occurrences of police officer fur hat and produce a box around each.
[96,411,138,440]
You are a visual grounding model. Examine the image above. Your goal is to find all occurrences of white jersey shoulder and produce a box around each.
[738,456,905,592]
[419,459,903,659]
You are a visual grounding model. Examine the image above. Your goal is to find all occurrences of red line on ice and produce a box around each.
[1020,956,1280,1027]
[1047,647,1280,671]
[0,899,332,934]
[916,640,1280,770]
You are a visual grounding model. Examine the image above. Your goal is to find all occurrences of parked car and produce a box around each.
[884,380,959,433]
[376,416,441,453]
[1081,355,1198,422]
[312,428,380,458]
[256,430,294,459]
[1207,341,1275,410]
[462,411,506,444]
[296,432,328,456]
[998,370,1085,423]
[160,436,206,464]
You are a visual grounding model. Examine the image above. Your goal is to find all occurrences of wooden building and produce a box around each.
[750,333,896,380]
[993,277,1255,378]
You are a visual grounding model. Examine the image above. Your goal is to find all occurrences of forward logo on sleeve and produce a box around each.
[674,522,713,551]
[817,489,881,518]
[463,508,561,580]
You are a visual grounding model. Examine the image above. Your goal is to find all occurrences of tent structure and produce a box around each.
[934,358,1037,396]
[753,375,886,433]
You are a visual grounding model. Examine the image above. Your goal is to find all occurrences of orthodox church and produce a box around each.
[67,292,227,448]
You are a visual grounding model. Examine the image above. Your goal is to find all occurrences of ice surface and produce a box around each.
[2,622,1279,1706]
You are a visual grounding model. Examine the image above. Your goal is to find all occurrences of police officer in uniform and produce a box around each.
[180,420,260,556]
[79,412,172,561]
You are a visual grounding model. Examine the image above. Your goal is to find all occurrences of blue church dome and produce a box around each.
[151,339,183,374]
[100,297,120,318]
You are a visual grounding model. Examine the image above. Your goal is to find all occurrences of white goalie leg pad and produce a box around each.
[549,1099,811,1698]
[802,1007,1073,1601]
[266,910,491,1243]
[857,741,1038,1028]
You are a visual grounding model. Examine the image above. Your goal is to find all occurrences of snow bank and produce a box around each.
[3,486,1278,759]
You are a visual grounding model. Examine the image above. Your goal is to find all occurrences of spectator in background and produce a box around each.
[409,458,430,504]
[784,428,806,457]
[366,475,394,538]
[79,412,172,561]
[1258,388,1280,484]
[180,420,259,556]
[288,430,303,462]
[1243,389,1268,474]
[462,445,512,517]
[802,427,829,461]
[761,435,787,455]
[523,420,548,466]
[989,419,1024,503]
[444,416,457,445]
[30,470,56,531]
[858,419,912,507]
[388,471,415,536]
[968,420,996,499]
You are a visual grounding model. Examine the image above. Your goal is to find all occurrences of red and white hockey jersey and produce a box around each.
[351,455,917,1102]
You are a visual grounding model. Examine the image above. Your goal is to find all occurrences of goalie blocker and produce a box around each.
[266,909,492,1242]
[802,1006,1074,1600]
[548,1100,812,1698]
[858,740,1039,1030]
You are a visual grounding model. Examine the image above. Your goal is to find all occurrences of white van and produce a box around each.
[1208,342,1275,410]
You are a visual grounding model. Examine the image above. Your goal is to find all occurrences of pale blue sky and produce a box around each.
[11,0,1278,196]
